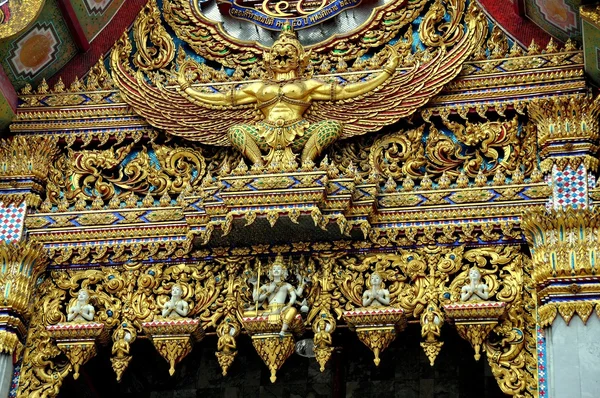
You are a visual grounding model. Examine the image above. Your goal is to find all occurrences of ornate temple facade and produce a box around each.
[0,1,600,397]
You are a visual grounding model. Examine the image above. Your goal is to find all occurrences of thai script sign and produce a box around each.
[215,0,365,30]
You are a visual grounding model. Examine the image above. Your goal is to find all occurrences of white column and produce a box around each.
[0,353,13,398]
[546,315,600,398]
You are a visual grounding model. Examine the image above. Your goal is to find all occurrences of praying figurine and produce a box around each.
[67,289,95,322]
[112,327,132,358]
[421,308,442,342]
[161,284,190,318]
[362,272,390,307]
[111,326,134,381]
[217,323,237,354]
[314,318,332,348]
[248,256,301,336]
[460,267,490,302]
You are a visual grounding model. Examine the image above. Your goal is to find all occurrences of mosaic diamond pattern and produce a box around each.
[525,0,582,42]
[552,164,588,209]
[532,0,577,33]
[0,203,26,243]
[7,22,60,79]
[83,0,113,16]
[71,0,125,41]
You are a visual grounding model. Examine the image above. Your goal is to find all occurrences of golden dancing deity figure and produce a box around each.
[178,23,399,166]
[245,255,306,335]
[110,325,135,381]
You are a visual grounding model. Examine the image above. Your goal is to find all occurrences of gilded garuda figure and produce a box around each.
[112,16,482,167]
[177,23,398,166]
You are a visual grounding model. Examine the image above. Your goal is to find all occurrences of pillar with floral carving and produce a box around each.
[525,94,600,398]
[0,136,56,396]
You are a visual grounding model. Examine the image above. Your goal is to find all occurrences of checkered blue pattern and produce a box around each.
[552,165,588,209]
[0,203,25,243]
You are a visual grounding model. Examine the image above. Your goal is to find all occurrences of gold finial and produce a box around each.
[280,22,294,35]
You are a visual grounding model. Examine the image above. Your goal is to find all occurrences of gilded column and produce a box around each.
[525,94,600,398]
[523,209,600,398]
[0,136,56,396]
[528,94,600,211]
[0,242,47,396]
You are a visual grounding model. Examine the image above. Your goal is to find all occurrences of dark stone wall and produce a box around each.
[58,325,506,398]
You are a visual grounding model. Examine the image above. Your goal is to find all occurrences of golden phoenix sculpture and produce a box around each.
[112,16,482,168]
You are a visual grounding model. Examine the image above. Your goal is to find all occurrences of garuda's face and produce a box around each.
[269,43,300,73]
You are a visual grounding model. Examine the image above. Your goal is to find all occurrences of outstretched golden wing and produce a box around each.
[305,15,482,139]
[111,41,257,146]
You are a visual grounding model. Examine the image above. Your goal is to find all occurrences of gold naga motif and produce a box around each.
[111,5,486,169]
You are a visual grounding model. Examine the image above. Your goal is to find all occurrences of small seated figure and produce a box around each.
[217,323,237,354]
[421,309,442,343]
[112,327,132,358]
[314,319,332,348]
[67,289,95,322]
[161,284,190,318]
[460,267,490,302]
[362,272,390,308]
[248,256,299,336]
